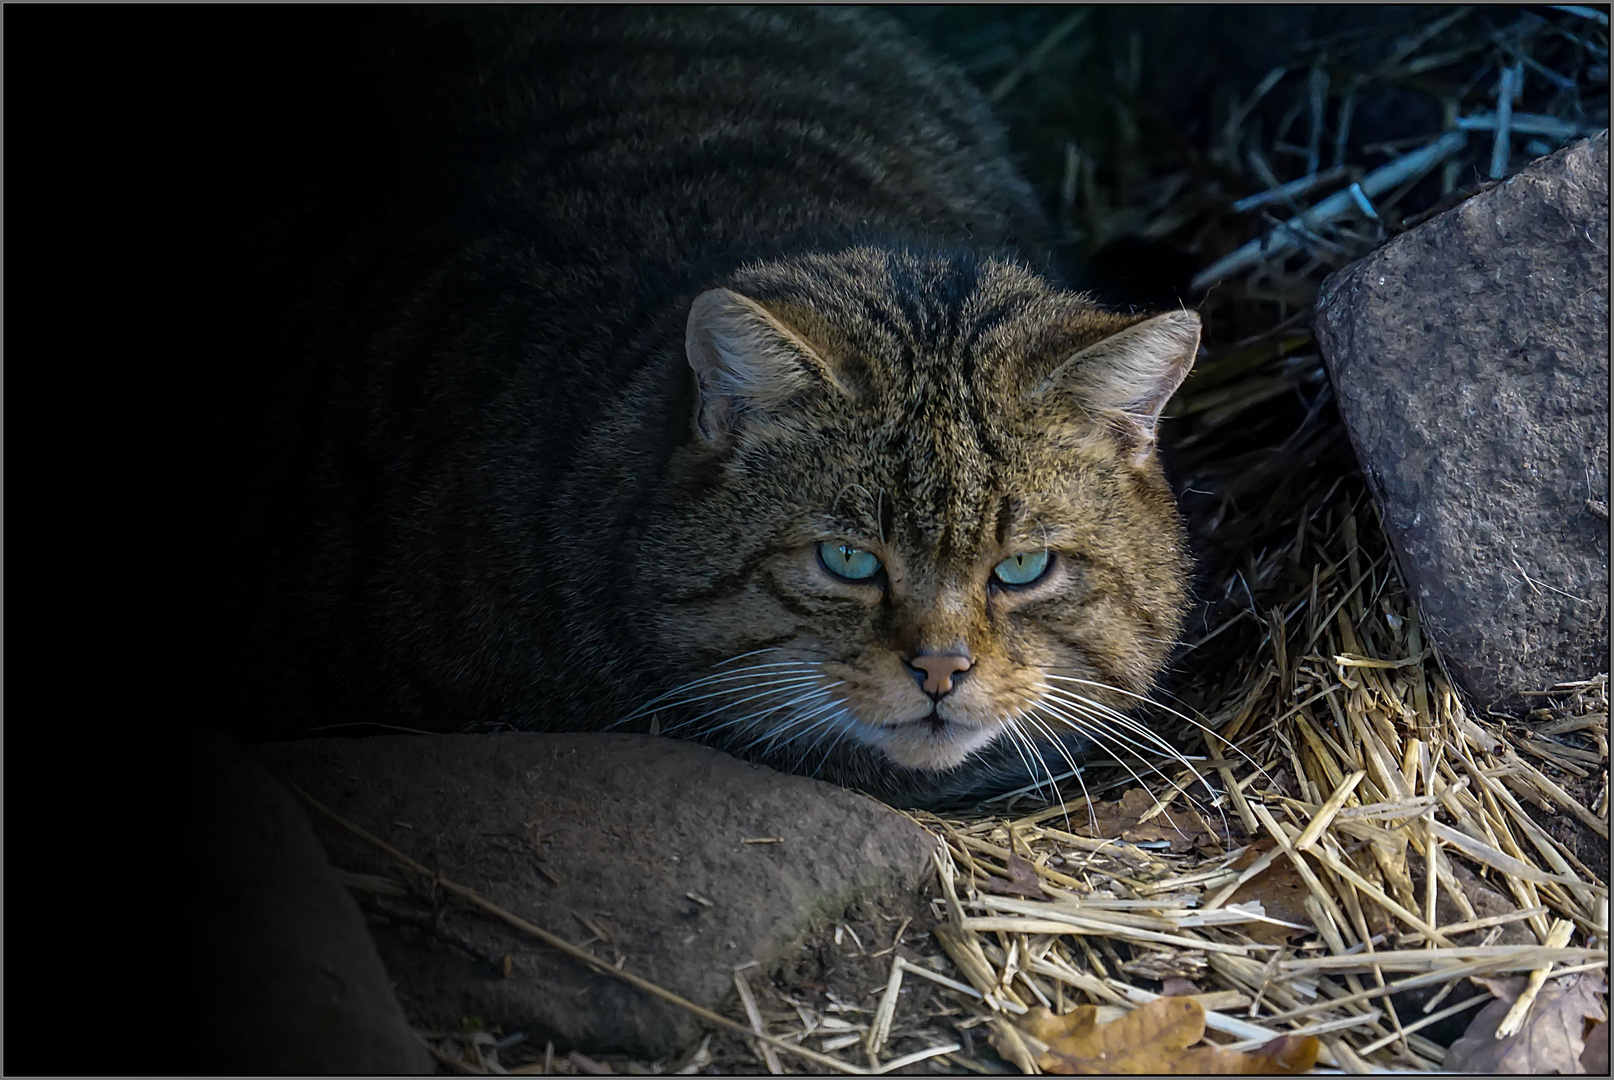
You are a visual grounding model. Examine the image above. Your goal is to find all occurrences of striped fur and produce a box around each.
[213,8,1195,807]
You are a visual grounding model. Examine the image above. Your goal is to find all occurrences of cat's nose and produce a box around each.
[908,652,972,699]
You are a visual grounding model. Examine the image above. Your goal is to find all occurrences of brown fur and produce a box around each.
[209,9,1198,806]
[576,250,1196,788]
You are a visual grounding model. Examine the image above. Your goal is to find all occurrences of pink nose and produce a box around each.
[909,653,972,696]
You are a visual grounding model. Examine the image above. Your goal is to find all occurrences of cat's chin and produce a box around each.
[854,718,1001,772]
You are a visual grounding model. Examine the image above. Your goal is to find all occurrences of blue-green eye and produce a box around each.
[818,541,882,581]
[993,549,1050,586]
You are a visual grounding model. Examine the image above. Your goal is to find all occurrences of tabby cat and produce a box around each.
[207,7,1199,807]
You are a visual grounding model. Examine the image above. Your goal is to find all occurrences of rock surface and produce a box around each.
[252,732,938,1058]
[184,728,433,1074]
[1315,132,1610,714]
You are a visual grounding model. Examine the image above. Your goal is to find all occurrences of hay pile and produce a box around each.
[419,8,1608,1074]
[882,6,1609,1074]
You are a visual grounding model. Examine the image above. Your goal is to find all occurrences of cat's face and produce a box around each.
[634,249,1194,779]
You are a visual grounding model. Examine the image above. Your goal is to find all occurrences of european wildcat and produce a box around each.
[207,7,1198,807]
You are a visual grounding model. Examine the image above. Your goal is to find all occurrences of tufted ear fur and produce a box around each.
[685,288,844,446]
[1033,309,1200,465]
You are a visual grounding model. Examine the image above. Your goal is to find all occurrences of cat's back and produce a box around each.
[328,7,1048,256]
[214,6,1053,502]
[230,8,1047,271]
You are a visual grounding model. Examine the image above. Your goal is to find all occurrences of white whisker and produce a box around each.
[659,678,828,737]
[807,708,858,777]
[1036,686,1244,834]
[1044,673,1270,779]
[1013,709,1091,833]
[1032,695,1229,840]
[1014,714,1073,812]
[1001,718,1057,806]
[1032,702,1193,828]
[712,646,788,667]
[612,661,822,726]
[728,688,845,755]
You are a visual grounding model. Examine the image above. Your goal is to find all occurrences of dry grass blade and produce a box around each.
[1494,919,1577,1038]
[733,967,783,1075]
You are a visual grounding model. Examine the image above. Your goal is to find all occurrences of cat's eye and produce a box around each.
[818,541,882,582]
[992,549,1050,587]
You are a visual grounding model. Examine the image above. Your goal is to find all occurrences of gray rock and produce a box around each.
[184,728,433,1074]
[1315,133,1611,714]
[251,733,938,1058]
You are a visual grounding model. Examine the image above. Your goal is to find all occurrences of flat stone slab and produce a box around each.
[1315,132,1610,713]
[252,733,938,1058]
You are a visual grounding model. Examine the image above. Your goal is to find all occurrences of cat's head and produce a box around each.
[634,248,1195,783]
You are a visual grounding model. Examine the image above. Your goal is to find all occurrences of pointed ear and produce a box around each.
[685,288,842,446]
[1033,310,1200,465]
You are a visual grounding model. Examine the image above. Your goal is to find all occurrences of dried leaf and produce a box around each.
[1001,999,1320,1075]
[1581,1022,1608,1074]
[1223,840,1316,944]
[1472,975,1529,1000]
[1445,972,1608,1074]
[1076,789,1230,853]
[980,851,1052,900]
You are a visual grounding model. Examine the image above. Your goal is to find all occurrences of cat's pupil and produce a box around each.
[819,541,881,581]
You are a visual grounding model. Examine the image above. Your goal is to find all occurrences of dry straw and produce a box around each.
[343,8,1607,1073]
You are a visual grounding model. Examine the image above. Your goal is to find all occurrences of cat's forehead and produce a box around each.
[750,249,1062,363]
[735,248,1118,558]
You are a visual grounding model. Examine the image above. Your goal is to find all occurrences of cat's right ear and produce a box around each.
[1034,309,1201,466]
[685,288,840,447]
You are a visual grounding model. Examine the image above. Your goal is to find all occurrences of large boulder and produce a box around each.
[184,729,434,1074]
[252,732,938,1059]
[1315,132,1610,713]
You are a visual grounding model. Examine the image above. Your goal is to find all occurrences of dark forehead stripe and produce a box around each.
[995,495,1019,546]
[867,259,1022,563]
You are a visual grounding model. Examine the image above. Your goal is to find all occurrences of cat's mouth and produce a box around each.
[857,708,1000,772]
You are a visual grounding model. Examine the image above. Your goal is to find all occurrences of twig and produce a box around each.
[873,1042,962,1075]
[988,9,1090,103]
[1490,64,1523,179]
[1294,770,1366,851]
[1232,166,1350,214]
[1550,5,1610,27]
[1191,131,1468,290]
[1354,988,1492,1055]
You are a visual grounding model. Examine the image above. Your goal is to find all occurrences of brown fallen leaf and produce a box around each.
[1580,1021,1608,1074]
[1075,789,1232,853]
[1223,840,1315,945]
[979,850,1052,900]
[997,999,1320,1074]
[1445,971,1607,1074]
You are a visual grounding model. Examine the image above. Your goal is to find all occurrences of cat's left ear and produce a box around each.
[685,288,843,447]
[1034,310,1201,466]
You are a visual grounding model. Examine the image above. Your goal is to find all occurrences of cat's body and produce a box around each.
[207,7,1197,807]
